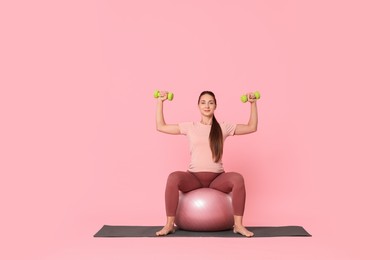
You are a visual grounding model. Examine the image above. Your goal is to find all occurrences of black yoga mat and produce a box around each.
[94,225,311,238]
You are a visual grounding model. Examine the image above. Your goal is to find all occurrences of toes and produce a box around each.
[233,227,254,237]
[156,229,167,236]
[156,226,176,236]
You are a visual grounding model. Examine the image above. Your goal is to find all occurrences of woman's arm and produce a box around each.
[156,92,181,135]
[234,94,258,135]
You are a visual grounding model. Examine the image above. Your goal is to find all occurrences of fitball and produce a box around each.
[175,188,234,231]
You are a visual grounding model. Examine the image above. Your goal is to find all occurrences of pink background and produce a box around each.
[1,0,389,259]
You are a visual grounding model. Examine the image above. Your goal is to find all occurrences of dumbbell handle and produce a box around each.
[154,90,174,101]
[241,91,260,103]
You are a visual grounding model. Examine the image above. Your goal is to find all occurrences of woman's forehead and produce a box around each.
[199,94,215,101]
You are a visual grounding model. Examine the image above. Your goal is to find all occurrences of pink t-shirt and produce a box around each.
[179,121,237,173]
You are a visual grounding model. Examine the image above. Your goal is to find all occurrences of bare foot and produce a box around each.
[156,225,176,236]
[233,225,254,237]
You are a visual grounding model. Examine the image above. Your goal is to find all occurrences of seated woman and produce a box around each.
[155,90,259,237]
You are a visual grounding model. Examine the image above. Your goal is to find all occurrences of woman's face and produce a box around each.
[198,93,216,117]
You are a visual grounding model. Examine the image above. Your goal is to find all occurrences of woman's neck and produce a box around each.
[200,117,212,125]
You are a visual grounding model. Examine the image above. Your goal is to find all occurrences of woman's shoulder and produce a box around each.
[178,121,196,134]
[220,121,237,136]
[220,121,236,127]
[179,121,195,126]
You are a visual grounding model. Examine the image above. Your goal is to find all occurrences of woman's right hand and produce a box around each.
[156,91,180,134]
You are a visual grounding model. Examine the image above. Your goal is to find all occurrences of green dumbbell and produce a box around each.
[154,90,174,101]
[241,91,261,103]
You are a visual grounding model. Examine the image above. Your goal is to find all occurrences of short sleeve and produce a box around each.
[178,122,194,135]
[222,122,237,136]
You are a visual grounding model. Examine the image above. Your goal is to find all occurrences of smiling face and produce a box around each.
[198,93,217,118]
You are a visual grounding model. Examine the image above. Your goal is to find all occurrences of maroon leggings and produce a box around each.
[165,171,246,216]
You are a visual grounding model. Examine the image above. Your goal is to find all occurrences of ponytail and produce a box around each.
[210,115,223,162]
[198,91,223,162]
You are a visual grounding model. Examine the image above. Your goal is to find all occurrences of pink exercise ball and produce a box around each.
[175,188,234,231]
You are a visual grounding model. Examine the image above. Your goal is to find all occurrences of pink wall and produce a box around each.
[1,0,389,259]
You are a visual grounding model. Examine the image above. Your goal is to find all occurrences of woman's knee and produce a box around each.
[167,171,184,185]
[230,172,244,184]
[229,172,245,187]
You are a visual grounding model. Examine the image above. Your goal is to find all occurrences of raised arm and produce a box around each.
[235,93,258,135]
[156,92,181,135]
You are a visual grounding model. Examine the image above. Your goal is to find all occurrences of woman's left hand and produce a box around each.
[247,92,257,103]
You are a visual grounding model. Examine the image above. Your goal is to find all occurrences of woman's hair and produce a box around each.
[198,91,223,162]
